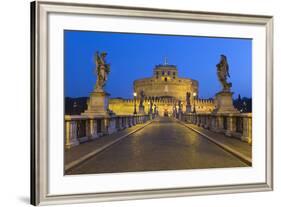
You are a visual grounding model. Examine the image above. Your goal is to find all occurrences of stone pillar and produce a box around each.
[84,120,91,141]
[123,117,126,128]
[125,117,129,128]
[188,114,192,123]
[65,121,71,149]
[115,117,120,131]
[214,115,223,132]
[102,118,109,135]
[118,117,121,129]
[108,117,117,134]
[183,114,186,122]
[204,115,209,129]
[128,117,131,127]
[132,116,135,125]
[199,115,203,127]
[225,116,235,137]
[196,115,200,126]
[241,117,252,144]
[193,115,196,124]
[197,115,200,126]
[133,116,136,124]
[208,115,212,129]
[89,119,98,139]
[89,119,94,137]
[178,112,182,121]
[210,116,215,131]
[65,120,79,149]
[138,105,145,114]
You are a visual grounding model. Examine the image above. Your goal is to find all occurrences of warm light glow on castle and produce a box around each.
[109,61,215,116]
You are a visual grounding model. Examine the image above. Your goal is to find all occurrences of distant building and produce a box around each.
[109,62,215,116]
[65,62,251,116]
[134,64,198,101]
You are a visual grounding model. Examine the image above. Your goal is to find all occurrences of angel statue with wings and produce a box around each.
[94,51,110,92]
[216,54,232,91]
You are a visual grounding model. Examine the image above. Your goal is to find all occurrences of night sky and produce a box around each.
[64,30,252,99]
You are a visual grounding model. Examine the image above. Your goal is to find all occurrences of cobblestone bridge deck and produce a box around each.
[66,117,251,175]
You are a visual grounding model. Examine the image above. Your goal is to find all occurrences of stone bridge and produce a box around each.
[64,114,252,174]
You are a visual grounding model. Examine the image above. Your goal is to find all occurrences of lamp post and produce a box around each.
[149,99,153,114]
[133,92,137,114]
[193,92,197,113]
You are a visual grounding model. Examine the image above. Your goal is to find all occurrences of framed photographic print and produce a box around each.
[31,0,273,205]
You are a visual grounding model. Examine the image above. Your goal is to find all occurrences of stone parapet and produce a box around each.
[182,112,252,144]
[64,114,152,149]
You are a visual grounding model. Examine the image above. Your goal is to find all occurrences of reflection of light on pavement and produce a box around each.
[68,116,248,175]
[164,85,169,92]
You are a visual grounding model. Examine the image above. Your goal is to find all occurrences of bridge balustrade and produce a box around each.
[65,114,151,149]
[181,113,252,144]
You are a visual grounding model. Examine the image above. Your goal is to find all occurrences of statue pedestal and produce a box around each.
[186,104,192,113]
[82,91,111,116]
[212,91,239,114]
[138,105,145,114]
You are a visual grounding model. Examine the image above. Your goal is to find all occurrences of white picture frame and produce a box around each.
[31,1,273,205]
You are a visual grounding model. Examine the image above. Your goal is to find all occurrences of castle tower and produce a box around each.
[133,62,198,102]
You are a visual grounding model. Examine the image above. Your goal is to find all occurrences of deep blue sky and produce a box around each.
[65,30,252,99]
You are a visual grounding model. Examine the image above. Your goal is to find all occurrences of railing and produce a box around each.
[65,114,152,149]
[181,112,252,144]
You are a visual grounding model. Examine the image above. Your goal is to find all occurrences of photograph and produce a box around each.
[30,2,274,205]
[64,31,252,175]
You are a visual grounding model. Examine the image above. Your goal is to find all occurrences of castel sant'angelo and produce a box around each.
[109,60,215,116]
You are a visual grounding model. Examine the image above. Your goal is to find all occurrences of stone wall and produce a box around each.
[109,98,215,116]
[133,77,198,101]
[193,99,215,113]
[109,99,136,115]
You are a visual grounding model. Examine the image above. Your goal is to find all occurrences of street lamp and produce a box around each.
[133,92,137,114]
[193,92,197,113]
[149,99,153,114]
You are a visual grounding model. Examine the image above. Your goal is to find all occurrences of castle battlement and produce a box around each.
[194,99,214,104]
[109,61,215,116]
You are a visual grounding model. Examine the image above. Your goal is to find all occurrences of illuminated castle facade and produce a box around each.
[109,62,215,116]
